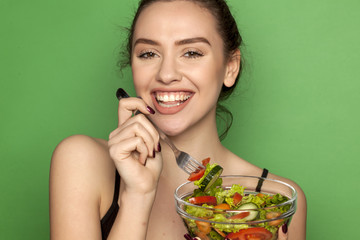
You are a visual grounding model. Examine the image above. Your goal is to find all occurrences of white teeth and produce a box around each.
[156,92,191,103]
[158,102,181,108]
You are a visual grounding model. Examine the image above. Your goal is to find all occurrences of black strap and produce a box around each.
[100,170,120,240]
[113,170,120,203]
[255,168,268,192]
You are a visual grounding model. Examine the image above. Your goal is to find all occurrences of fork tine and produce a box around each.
[182,168,192,175]
[183,163,196,171]
[187,161,202,171]
[183,161,203,174]
[183,162,198,171]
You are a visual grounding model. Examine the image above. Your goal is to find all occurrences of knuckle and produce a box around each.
[132,122,143,132]
[134,136,144,145]
[108,129,117,139]
[108,145,118,157]
[118,98,128,106]
[135,113,147,121]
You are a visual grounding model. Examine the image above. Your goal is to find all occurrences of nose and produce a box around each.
[156,55,182,84]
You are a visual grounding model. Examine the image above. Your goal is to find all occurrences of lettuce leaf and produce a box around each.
[184,204,214,219]
[210,213,249,233]
[215,184,245,204]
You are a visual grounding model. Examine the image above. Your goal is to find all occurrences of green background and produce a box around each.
[1,0,359,239]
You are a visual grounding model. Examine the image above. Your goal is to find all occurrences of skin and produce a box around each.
[49,1,306,240]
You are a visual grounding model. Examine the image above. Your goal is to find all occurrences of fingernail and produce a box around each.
[157,142,161,152]
[282,223,288,234]
[147,106,155,114]
[184,234,192,240]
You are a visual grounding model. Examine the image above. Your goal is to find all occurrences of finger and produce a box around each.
[109,120,156,158]
[109,136,149,166]
[277,223,288,240]
[112,114,160,151]
[118,98,155,126]
[131,114,160,151]
[109,127,121,139]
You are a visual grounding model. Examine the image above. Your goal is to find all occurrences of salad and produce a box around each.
[182,159,292,240]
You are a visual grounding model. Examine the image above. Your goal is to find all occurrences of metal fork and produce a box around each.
[116,88,205,174]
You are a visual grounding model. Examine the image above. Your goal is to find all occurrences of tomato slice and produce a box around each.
[202,157,210,166]
[188,168,206,181]
[189,196,217,206]
[188,157,210,181]
[226,228,273,240]
[228,211,250,220]
[233,192,243,205]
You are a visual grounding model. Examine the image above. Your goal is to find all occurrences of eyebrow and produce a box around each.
[134,38,160,46]
[133,37,211,47]
[175,37,211,46]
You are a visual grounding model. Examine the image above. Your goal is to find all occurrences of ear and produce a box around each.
[223,49,241,88]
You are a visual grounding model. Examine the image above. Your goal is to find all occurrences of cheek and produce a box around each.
[201,61,227,92]
[131,65,148,93]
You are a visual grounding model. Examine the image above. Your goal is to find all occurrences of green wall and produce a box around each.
[1,0,359,239]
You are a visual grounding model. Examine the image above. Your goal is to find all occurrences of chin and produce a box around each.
[159,125,184,137]
[154,119,187,137]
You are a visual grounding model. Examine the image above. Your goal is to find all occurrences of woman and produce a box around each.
[49,0,307,239]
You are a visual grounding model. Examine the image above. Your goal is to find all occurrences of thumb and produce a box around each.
[277,223,288,240]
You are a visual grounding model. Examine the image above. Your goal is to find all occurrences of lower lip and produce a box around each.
[151,95,192,115]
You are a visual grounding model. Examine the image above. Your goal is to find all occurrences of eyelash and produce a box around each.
[137,49,204,59]
[138,51,158,59]
[184,50,204,59]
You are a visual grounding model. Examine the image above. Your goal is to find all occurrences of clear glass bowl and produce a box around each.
[174,175,297,240]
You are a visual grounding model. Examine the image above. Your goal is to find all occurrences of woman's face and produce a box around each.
[131,1,234,136]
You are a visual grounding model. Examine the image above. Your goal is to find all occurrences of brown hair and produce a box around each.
[119,0,244,140]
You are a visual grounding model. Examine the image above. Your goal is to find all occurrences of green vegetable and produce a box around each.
[194,164,223,191]
[209,230,224,240]
[210,214,249,233]
[216,184,244,204]
[185,204,214,219]
[237,203,258,221]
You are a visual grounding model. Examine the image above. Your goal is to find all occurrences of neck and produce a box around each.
[168,107,226,164]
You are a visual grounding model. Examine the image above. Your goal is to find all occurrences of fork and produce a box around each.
[116,88,205,174]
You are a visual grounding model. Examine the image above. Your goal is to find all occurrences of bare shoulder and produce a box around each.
[50,134,113,191]
[50,135,114,238]
[52,134,109,160]
[267,172,306,202]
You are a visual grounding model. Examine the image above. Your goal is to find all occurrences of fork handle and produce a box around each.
[116,88,181,157]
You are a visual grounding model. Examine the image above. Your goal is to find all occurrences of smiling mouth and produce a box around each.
[154,91,193,108]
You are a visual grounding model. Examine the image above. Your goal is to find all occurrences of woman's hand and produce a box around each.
[108,97,162,195]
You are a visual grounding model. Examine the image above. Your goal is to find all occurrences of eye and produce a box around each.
[184,50,204,59]
[138,51,158,59]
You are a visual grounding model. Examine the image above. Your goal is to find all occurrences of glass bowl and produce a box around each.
[174,175,297,240]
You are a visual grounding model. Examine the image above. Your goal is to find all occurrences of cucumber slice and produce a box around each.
[199,165,223,192]
[237,203,259,221]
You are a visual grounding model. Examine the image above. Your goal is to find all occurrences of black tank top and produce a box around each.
[100,170,120,240]
[99,168,269,239]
